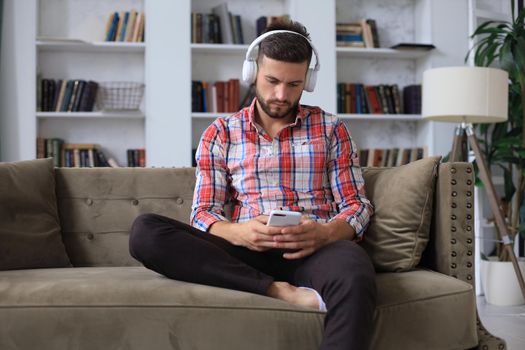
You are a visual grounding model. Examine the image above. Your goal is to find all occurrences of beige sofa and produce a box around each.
[0,158,505,349]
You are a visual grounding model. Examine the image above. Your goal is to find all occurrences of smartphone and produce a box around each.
[267,210,302,227]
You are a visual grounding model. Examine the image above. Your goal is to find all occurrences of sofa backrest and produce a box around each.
[55,167,196,267]
[55,162,474,273]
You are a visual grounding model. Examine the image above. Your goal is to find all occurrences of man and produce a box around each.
[130,20,376,349]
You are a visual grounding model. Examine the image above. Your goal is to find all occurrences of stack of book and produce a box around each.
[255,15,290,36]
[192,79,241,113]
[105,10,145,42]
[192,3,244,44]
[337,83,402,114]
[191,13,222,43]
[359,147,426,168]
[336,19,379,48]
[36,138,116,168]
[39,79,98,112]
[127,148,146,167]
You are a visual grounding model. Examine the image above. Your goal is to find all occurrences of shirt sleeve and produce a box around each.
[327,120,374,240]
[190,119,230,231]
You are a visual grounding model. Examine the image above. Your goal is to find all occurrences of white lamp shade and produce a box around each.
[422,66,508,123]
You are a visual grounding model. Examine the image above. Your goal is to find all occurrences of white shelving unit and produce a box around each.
[1,0,474,167]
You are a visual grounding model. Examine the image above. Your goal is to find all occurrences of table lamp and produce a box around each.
[422,66,525,300]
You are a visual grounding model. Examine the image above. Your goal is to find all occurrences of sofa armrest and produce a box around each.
[421,162,506,350]
[423,162,476,284]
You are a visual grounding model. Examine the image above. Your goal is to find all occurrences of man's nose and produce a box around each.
[274,84,288,101]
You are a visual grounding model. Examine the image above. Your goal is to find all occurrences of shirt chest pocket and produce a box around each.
[291,139,328,191]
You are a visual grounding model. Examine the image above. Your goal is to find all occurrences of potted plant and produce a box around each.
[468,0,525,305]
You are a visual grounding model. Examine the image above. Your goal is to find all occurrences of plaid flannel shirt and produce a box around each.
[191,98,373,240]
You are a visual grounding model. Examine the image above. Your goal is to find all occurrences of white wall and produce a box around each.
[0,0,37,162]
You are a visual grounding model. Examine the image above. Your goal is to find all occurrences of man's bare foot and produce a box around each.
[267,281,320,310]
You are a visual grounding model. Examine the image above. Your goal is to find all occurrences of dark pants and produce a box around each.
[129,213,377,350]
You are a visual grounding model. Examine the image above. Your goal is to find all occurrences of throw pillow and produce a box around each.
[360,156,441,272]
[0,158,71,270]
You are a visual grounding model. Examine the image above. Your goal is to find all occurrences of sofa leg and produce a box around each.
[473,312,506,350]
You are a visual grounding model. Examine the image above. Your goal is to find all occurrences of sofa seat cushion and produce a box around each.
[372,269,478,350]
[0,266,324,350]
[1,267,477,350]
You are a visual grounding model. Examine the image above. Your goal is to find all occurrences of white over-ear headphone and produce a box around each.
[242,30,321,92]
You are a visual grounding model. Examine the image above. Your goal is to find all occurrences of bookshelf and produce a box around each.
[1,0,474,167]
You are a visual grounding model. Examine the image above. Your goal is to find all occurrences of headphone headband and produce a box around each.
[244,30,320,71]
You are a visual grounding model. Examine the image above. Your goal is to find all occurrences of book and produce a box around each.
[212,3,233,44]
[366,19,380,48]
[390,43,435,51]
[125,10,138,42]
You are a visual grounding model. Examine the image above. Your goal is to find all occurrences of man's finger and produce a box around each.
[283,248,315,260]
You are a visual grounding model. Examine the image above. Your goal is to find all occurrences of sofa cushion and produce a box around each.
[371,270,478,349]
[0,267,477,350]
[361,156,441,272]
[0,158,71,270]
[0,267,324,350]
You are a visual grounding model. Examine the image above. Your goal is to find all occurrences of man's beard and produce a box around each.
[256,91,300,119]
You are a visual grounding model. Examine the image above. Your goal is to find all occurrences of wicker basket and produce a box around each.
[97,82,145,110]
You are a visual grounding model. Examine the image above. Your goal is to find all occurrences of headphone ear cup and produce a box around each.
[304,68,317,92]
[242,60,257,84]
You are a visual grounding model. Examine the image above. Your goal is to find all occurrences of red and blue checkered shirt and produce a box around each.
[191,99,373,240]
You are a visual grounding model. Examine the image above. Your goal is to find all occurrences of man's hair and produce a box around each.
[258,20,312,65]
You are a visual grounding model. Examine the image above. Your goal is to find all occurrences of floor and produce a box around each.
[477,296,525,349]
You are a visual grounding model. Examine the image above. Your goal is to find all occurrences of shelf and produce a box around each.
[339,114,422,121]
[192,112,231,119]
[37,111,145,119]
[336,47,431,59]
[192,113,422,122]
[191,43,249,55]
[36,40,146,53]
[475,9,510,22]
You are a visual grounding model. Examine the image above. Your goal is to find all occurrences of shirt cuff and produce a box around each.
[191,211,229,232]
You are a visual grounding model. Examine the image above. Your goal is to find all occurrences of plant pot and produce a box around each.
[480,258,525,306]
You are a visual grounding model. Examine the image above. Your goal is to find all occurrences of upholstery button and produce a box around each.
[451,214,457,220]
[176,197,184,205]
[467,251,472,256]
[451,251,457,257]
[467,262,473,268]
[466,191,472,197]
[467,179,472,185]
[451,167,457,174]
[466,226,472,231]
[467,214,472,220]
[451,226,457,232]
[466,167,472,173]
[466,203,472,209]
[467,238,473,244]
[451,203,457,208]
[86,198,93,206]
[452,191,457,197]
[467,275,473,280]
[451,179,457,185]
[451,263,457,269]
[451,238,457,244]
[87,233,94,240]
[132,199,139,206]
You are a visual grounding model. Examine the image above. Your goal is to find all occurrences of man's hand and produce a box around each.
[273,217,355,259]
[210,216,284,252]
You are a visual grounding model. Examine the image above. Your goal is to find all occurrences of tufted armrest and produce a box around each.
[421,162,506,350]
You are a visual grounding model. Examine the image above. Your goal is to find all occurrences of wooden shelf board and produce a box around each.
[336,47,431,59]
[37,111,145,119]
[191,43,249,55]
[339,113,422,121]
[36,40,145,53]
